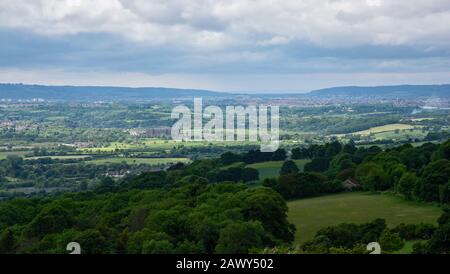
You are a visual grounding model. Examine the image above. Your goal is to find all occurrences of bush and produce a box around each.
[215,221,266,254]
[379,230,404,252]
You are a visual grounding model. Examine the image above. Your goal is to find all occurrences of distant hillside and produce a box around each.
[308,84,450,99]
[2,83,450,101]
[0,83,225,101]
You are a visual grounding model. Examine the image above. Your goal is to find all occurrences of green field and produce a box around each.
[80,139,262,152]
[25,155,92,160]
[372,128,427,141]
[87,157,191,165]
[352,123,419,135]
[287,192,442,244]
[246,159,310,180]
[0,151,31,159]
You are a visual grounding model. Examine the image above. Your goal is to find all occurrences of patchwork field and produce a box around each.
[79,139,262,152]
[246,159,310,180]
[372,128,427,141]
[25,155,92,160]
[0,151,31,159]
[287,192,442,244]
[352,123,419,135]
[87,157,191,165]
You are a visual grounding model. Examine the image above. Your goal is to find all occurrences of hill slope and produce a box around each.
[0,83,225,101]
[309,84,450,99]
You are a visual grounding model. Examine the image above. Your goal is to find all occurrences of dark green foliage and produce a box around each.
[291,147,308,159]
[431,139,450,160]
[437,208,450,226]
[271,149,287,161]
[220,152,242,165]
[125,171,167,189]
[279,160,299,176]
[391,223,436,240]
[303,219,386,252]
[273,172,327,199]
[304,157,330,172]
[379,230,404,252]
[0,229,15,253]
[73,229,116,254]
[417,159,450,202]
[0,172,294,253]
[235,187,296,243]
[214,166,259,183]
[242,150,285,164]
[358,218,387,244]
[414,225,450,254]
[397,172,419,199]
[413,209,450,254]
[342,140,357,154]
[242,168,259,182]
[215,221,266,253]
[355,163,390,191]
[27,204,73,237]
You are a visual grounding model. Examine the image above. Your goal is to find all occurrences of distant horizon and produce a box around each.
[2,81,450,95]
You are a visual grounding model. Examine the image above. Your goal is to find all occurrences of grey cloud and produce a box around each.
[1,0,450,86]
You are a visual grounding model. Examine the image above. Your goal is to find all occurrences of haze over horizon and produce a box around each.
[1,1,450,91]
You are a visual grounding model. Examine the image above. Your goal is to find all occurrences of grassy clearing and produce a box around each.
[87,157,191,165]
[0,151,31,159]
[372,128,427,140]
[247,159,310,180]
[352,123,419,135]
[287,192,442,244]
[25,155,92,160]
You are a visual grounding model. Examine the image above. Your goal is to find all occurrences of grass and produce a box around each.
[352,123,420,135]
[87,157,191,165]
[372,129,427,141]
[0,151,31,159]
[80,139,262,152]
[246,159,310,180]
[287,192,442,244]
[393,240,425,254]
[25,155,92,160]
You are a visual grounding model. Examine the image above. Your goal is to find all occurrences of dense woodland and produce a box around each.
[0,139,449,254]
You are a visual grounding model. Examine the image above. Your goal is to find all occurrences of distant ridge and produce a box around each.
[1,83,450,101]
[308,84,450,98]
[0,83,225,101]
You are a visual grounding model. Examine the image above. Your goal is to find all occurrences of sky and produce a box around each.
[1,0,450,92]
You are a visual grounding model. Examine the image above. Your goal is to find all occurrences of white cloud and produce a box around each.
[1,0,450,50]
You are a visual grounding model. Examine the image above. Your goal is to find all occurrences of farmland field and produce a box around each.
[287,192,442,244]
[351,123,419,135]
[247,159,310,180]
[87,157,191,165]
[0,151,31,159]
[372,128,427,141]
[80,139,261,152]
[25,155,92,160]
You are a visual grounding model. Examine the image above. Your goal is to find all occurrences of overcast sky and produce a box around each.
[1,0,450,92]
